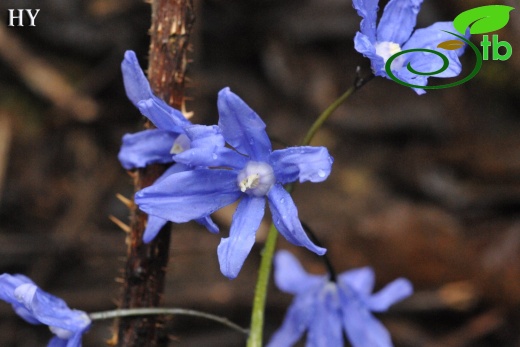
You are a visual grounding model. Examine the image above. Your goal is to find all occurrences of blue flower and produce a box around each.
[135,87,333,278]
[267,251,413,347]
[118,50,219,241]
[353,0,467,94]
[0,274,91,347]
[118,50,192,170]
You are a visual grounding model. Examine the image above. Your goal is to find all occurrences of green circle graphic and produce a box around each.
[385,31,483,90]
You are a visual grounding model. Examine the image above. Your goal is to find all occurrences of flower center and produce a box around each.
[237,161,275,197]
[374,41,405,70]
[170,133,191,154]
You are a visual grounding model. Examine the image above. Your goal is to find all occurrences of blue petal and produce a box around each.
[352,0,380,42]
[15,284,91,333]
[0,274,39,324]
[400,51,461,78]
[339,267,375,296]
[270,146,333,184]
[266,291,315,347]
[174,146,248,170]
[402,22,469,57]
[274,251,324,295]
[307,284,343,347]
[184,125,225,149]
[157,162,191,183]
[48,331,85,347]
[135,169,241,223]
[354,32,386,77]
[121,50,190,130]
[217,196,265,278]
[64,332,84,347]
[121,50,153,106]
[395,45,461,95]
[143,215,169,243]
[195,216,220,234]
[398,22,466,90]
[0,274,33,303]
[368,278,413,312]
[142,164,220,242]
[377,0,423,44]
[267,184,326,256]
[136,99,188,132]
[393,67,428,94]
[340,291,393,347]
[118,130,177,170]
[217,87,272,161]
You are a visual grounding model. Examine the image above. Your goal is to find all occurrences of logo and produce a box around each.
[386,5,515,89]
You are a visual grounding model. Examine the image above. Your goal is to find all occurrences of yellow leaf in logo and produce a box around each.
[437,40,465,50]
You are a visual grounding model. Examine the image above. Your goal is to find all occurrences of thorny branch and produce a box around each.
[115,0,195,346]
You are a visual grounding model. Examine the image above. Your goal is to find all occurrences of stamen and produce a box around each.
[239,173,260,192]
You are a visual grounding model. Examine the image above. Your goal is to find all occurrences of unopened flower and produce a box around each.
[267,251,413,347]
[0,274,91,347]
[118,50,218,240]
[353,0,467,94]
[135,88,333,278]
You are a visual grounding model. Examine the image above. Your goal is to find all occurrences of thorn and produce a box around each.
[116,193,134,209]
[181,102,194,119]
[106,334,118,346]
[109,215,131,233]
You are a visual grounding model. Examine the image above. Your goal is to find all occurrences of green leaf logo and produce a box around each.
[453,5,515,35]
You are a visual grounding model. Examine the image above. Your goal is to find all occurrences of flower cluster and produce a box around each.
[353,0,468,94]
[0,274,91,347]
[267,251,413,347]
[119,51,333,279]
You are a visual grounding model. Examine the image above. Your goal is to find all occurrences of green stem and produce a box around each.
[246,71,373,347]
[247,223,279,346]
[302,73,373,146]
[90,307,249,335]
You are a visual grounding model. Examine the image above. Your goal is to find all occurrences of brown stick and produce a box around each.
[116,0,195,346]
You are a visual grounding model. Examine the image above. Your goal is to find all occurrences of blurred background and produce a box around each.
[0,0,519,346]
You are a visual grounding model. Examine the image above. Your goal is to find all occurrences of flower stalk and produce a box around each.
[92,308,248,335]
[246,70,373,347]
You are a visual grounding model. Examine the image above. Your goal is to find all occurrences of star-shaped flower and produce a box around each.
[118,50,219,241]
[267,251,413,347]
[353,0,467,94]
[0,274,91,347]
[135,87,333,278]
